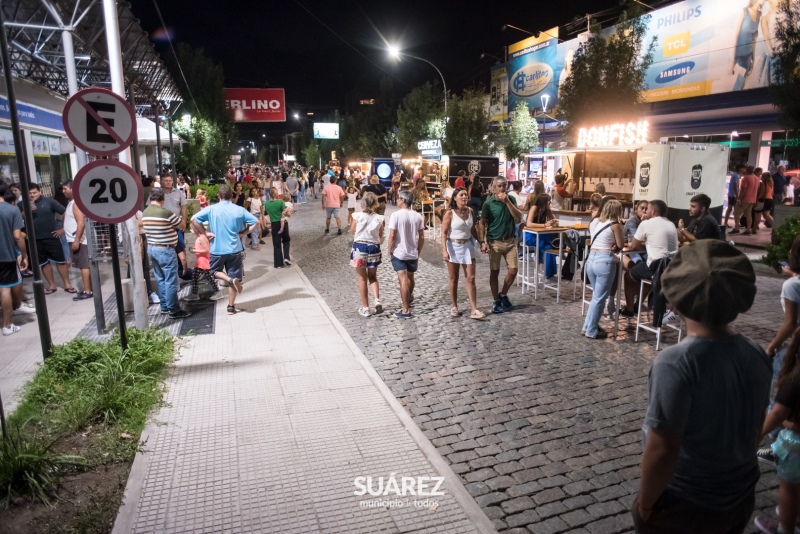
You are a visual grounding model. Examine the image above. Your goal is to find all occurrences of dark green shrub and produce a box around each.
[764,216,800,270]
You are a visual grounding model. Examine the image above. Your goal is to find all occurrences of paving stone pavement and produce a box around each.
[281,202,782,534]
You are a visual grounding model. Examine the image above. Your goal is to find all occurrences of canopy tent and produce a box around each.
[136,117,185,146]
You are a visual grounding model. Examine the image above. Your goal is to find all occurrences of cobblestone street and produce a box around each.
[282,202,781,534]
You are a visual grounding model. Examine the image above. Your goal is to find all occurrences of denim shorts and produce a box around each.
[773,428,800,484]
[326,207,340,219]
[391,256,418,273]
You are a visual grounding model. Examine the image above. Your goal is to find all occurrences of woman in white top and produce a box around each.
[442,187,484,319]
[244,187,263,250]
[350,192,385,318]
[581,200,625,339]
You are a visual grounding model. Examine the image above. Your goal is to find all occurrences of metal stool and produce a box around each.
[634,279,682,350]
[544,245,580,302]
[580,239,593,315]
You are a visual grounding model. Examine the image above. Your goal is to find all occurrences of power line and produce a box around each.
[150,0,199,116]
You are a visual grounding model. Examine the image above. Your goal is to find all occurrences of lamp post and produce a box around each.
[388,46,447,119]
[728,130,739,169]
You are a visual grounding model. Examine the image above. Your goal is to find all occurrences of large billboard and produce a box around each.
[496,0,778,113]
[313,122,339,139]
[224,88,286,122]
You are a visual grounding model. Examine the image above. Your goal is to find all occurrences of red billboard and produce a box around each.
[224,88,286,122]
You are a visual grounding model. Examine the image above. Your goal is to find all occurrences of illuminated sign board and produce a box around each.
[417,139,442,160]
[576,121,649,149]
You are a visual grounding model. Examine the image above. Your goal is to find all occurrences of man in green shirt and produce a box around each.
[479,177,522,314]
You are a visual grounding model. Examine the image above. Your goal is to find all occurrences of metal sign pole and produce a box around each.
[107,224,128,351]
[0,389,6,440]
[0,7,53,359]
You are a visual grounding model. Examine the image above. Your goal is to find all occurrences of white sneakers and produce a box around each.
[149,292,160,304]
[374,299,383,314]
[13,303,36,315]
[2,324,20,336]
[662,310,680,325]
[358,306,371,317]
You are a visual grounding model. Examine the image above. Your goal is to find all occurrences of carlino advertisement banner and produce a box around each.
[506,28,558,116]
[497,0,777,111]
[489,64,508,122]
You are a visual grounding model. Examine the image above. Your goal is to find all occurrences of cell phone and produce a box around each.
[780,261,790,267]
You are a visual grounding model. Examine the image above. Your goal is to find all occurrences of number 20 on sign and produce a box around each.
[72,160,143,224]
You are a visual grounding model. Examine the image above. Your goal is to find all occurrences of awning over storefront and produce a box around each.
[136,117,185,146]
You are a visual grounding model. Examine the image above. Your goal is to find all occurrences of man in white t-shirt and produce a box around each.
[388,189,424,319]
[61,181,93,300]
[621,199,678,316]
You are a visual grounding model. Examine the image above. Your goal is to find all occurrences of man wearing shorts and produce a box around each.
[25,183,76,294]
[479,177,522,314]
[322,175,345,235]
[61,181,93,300]
[388,190,424,319]
[191,184,259,315]
[0,182,30,335]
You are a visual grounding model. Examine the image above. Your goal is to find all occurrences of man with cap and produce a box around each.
[632,240,771,533]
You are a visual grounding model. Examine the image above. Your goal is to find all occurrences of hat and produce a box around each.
[661,240,755,326]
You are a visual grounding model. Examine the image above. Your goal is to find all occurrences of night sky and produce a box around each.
[130,0,669,139]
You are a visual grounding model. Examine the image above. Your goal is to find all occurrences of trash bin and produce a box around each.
[121,279,134,312]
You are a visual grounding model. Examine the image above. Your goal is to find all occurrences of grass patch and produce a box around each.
[0,328,174,516]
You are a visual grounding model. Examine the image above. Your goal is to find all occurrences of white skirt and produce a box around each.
[446,239,477,265]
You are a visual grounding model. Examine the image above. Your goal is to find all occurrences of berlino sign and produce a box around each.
[577,121,649,149]
[224,88,286,122]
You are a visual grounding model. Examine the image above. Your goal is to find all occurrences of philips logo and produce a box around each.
[657,6,702,29]
[511,63,553,97]
[656,62,695,84]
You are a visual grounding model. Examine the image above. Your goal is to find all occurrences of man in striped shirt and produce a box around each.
[142,188,190,319]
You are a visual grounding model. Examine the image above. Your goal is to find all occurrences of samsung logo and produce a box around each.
[511,63,553,97]
[656,61,695,84]
[657,6,702,29]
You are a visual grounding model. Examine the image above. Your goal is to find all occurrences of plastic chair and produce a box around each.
[634,279,682,350]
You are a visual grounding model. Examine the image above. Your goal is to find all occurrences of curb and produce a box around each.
[111,421,157,534]
[293,264,499,534]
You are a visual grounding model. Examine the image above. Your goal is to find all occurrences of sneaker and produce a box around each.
[232,279,244,294]
[72,292,93,301]
[337,229,342,235]
[662,310,680,325]
[149,292,160,304]
[358,306,371,317]
[325,228,330,234]
[259,239,266,244]
[772,507,800,532]
[757,447,776,466]
[184,294,200,301]
[729,228,741,234]
[754,515,779,534]
[492,300,505,314]
[499,293,513,311]
[13,302,36,313]
[393,310,412,319]
[2,324,20,336]
[587,331,609,339]
[227,305,237,315]
[160,309,170,315]
[374,299,383,314]
[619,309,636,318]
[607,300,616,315]
[284,259,292,266]
[169,309,191,319]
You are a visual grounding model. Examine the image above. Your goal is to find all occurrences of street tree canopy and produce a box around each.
[556,2,656,145]
[771,0,800,148]
[497,101,539,162]
[444,88,492,156]
[396,82,445,155]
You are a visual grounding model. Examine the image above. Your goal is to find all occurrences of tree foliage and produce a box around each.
[166,43,236,178]
[396,82,445,155]
[444,88,491,156]
[556,2,656,144]
[771,0,800,138]
[302,142,322,169]
[497,101,539,161]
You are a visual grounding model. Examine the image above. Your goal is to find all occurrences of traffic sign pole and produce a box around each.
[107,224,128,350]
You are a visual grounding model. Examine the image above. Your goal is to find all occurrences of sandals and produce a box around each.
[64,287,78,294]
[451,307,461,317]
[45,288,57,295]
[227,305,237,315]
[470,310,486,319]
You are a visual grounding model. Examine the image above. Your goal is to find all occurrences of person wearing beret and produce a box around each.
[632,240,771,533]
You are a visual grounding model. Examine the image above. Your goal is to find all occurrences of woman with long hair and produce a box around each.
[582,200,625,339]
[467,174,485,221]
[442,187,484,319]
[524,194,559,278]
[243,187,263,250]
[232,182,246,207]
[350,192,385,317]
[413,179,432,228]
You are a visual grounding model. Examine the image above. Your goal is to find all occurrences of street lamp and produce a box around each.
[728,130,739,168]
[388,45,447,119]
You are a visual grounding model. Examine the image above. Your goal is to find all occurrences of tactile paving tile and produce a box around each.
[286,390,340,414]
[351,426,420,458]
[275,360,321,377]
[323,369,373,389]
[313,495,396,534]
[280,373,328,395]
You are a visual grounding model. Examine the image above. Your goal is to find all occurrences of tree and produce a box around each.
[497,101,539,162]
[556,2,656,144]
[303,142,322,169]
[444,88,491,155]
[167,43,236,178]
[396,82,445,155]
[771,0,800,158]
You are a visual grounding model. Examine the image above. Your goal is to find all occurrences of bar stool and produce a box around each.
[580,238,593,315]
[544,242,580,302]
[634,279,682,350]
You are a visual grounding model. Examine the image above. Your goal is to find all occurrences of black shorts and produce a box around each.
[728,196,736,206]
[629,259,654,281]
[37,237,66,266]
[70,243,90,270]
[0,261,22,288]
[210,252,244,282]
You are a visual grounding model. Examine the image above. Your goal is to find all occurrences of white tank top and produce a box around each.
[591,221,617,250]
[449,210,473,240]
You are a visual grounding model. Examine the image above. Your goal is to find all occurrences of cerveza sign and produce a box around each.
[510,63,553,97]
[418,139,442,160]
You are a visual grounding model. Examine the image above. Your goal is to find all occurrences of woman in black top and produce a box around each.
[467,175,485,221]
[232,182,246,207]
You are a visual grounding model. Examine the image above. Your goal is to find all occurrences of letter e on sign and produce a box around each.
[72,160,143,224]
[63,87,137,156]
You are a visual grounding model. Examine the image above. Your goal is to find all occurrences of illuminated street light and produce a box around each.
[293,113,300,120]
[388,45,447,118]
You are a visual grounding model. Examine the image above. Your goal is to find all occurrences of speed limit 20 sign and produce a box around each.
[72,161,143,224]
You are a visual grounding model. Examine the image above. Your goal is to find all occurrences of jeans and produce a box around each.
[271,221,290,267]
[250,221,261,249]
[582,252,616,337]
[148,245,180,313]
[298,187,306,204]
[769,346,788,440]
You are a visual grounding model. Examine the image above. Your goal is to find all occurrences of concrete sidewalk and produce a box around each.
[112,255,497,533]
